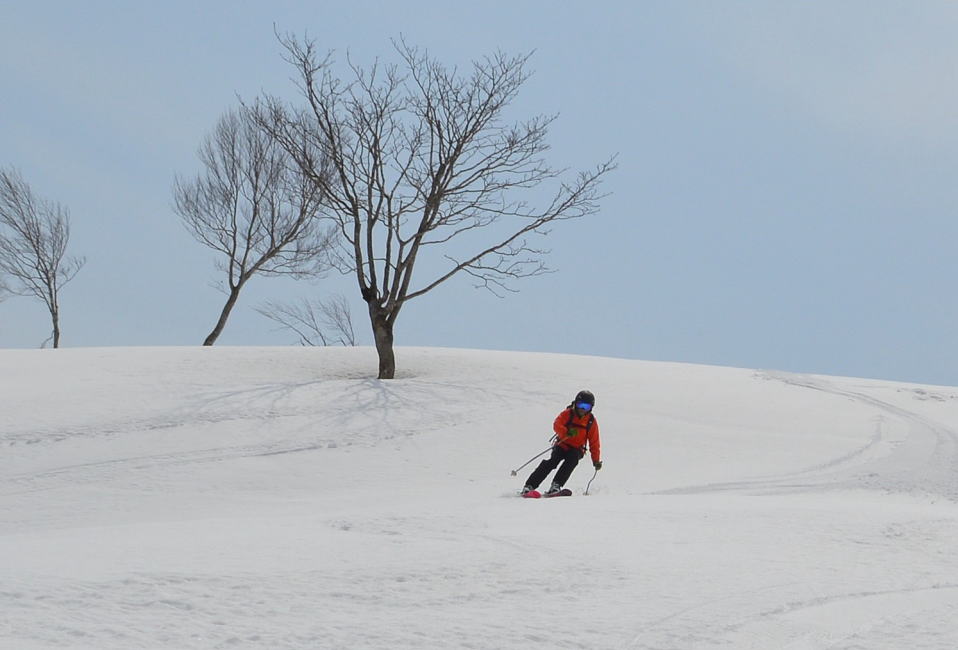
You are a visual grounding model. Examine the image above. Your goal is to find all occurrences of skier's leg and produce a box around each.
[552,447,581,487]
[524,447,562,489]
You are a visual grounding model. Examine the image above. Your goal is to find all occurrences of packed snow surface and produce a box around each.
[2,346,958,649]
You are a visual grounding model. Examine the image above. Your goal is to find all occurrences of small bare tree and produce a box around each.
[256,294,356,346]
[254,35,616,378]
[174,106,335,345]
[0,167,85,348]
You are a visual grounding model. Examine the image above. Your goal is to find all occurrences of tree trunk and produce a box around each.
[51,309,61,349]
[368,304,396,379]
[204,286,243,346]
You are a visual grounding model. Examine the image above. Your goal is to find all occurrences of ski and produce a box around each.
[519,488,572,499]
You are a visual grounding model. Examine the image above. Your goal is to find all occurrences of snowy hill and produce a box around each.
[3,346,958,649]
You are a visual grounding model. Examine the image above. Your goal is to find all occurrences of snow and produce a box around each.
[2,345,958,649]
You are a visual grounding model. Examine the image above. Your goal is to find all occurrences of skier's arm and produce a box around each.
[553,410,570,438]
[588,421,601,464]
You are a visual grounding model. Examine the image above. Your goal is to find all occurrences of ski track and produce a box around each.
[624,371,958,648]
[627,583,958,650]
[0,377,496,497]
[655,371,958,503]
[0,441,324,497]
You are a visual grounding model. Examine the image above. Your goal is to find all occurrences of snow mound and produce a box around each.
[3,346,958,649]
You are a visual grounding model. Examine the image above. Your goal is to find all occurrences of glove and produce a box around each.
[593,460,603,470]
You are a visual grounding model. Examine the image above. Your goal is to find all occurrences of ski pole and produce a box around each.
[584,468,598,495]
[510,446,552,476]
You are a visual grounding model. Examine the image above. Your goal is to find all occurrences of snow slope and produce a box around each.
[2,346,958,649]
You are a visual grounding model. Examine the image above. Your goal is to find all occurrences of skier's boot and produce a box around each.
[545,482,563,497]
[521,485,541,498]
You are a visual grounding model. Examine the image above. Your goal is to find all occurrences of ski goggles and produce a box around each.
[575,402,593,412]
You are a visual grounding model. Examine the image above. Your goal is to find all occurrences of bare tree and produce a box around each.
[254,35,616,378]
[0,167,85,348]
[256,293,356,346]
[173,106,335,345]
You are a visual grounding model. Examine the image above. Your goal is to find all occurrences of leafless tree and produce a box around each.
[173,106,335,345]
[253,34,616,378]
[0,167,85,348]
[256,293,356,346]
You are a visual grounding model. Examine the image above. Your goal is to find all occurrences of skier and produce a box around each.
[522,390,602,497]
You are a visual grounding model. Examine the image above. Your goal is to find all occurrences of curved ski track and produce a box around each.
[655,372,958,502]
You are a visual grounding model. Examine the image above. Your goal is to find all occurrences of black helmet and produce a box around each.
[574,390,595,408]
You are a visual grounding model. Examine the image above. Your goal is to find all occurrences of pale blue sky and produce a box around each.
[3,1,958,385]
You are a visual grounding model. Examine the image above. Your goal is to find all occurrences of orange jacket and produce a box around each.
[553,407,601,464]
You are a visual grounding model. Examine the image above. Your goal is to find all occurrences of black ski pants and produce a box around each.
[525,445,581,489]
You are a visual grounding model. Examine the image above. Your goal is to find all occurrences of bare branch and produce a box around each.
[256,294,356,346]
[173,106,336,345]
[258,34,616,377]
[0,167,85,347]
